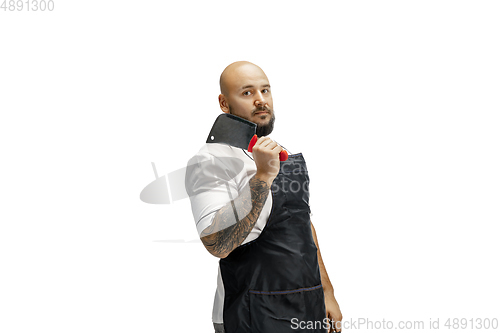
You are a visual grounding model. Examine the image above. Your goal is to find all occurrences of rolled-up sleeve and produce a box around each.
[185,152,243,237]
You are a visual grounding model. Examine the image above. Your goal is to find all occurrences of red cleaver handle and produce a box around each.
[247,134,288,161]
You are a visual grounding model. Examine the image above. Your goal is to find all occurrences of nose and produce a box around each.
[254,91,266,108]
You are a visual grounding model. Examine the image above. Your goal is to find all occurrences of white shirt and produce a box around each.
[186,141,296,324]
[186,143,273,243]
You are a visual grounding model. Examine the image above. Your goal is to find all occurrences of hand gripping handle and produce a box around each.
[247,135,288,161]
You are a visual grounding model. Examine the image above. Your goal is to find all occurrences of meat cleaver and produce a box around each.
[206,113,288,161]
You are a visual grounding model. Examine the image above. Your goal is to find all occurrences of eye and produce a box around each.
[262,88,269,93]
[243,91,251,96]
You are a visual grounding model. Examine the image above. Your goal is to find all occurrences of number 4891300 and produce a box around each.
[1,0,55,11]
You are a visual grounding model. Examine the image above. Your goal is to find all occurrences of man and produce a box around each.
[186,61,342,333]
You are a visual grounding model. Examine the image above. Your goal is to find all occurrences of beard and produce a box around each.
[255,112,275,137]
[229,105,275,137]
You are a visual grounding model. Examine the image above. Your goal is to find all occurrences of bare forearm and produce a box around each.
[311,222,334,294]
[200,174,271,258]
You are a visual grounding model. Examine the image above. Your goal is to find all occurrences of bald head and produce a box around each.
[217,61,274,136]
[219,61,267,96]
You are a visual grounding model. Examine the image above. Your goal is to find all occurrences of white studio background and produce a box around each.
[1,1,499,332]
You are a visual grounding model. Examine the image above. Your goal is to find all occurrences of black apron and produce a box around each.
[219,153,327,333]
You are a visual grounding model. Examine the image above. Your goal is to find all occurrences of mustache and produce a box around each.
[252,106,271,115]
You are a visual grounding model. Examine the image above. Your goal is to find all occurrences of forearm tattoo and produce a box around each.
[200,175,270,258]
